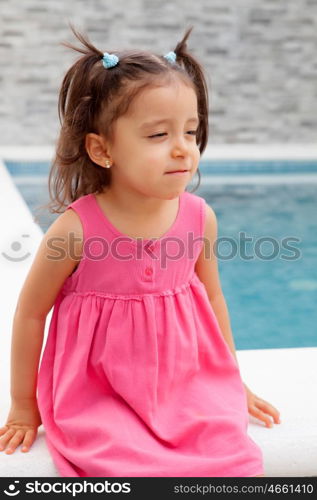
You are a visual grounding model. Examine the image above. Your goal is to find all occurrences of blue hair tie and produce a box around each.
[102,52,119,69]
[102,50,177,69]
[163,51,177,64]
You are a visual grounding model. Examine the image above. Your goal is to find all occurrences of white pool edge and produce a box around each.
[1,143,317,161]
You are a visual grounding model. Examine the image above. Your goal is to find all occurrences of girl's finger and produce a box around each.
[21,429,37,452]
[5,430,25,454]
[255,399,281,423]
[0,426,9,435]
[255,397,278,412]
[249,406,274,428]
[0,428,15,450]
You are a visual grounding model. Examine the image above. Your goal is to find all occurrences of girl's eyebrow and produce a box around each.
[139,117,199,129]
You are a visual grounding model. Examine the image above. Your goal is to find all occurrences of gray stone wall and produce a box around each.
[0,0,316,145]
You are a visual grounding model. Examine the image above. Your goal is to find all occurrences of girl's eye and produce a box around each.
[148,132,166,138]
[148,130,198,139]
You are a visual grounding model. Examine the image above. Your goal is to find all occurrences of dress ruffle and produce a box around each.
[38,273,264,477]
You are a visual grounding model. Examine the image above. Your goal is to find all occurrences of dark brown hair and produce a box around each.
[44,23,209,214]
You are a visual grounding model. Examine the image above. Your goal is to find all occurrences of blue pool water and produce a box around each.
[5,159,317,351]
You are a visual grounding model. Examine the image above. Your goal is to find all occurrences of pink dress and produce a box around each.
[37,190,264,477]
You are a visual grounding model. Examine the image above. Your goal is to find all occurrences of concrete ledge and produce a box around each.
[1,159,316,477]
[238,346,317,477]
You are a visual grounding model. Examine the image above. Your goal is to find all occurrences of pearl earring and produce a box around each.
[105,159,112,168]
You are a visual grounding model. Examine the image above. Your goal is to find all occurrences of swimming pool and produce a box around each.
[5,159,317,351]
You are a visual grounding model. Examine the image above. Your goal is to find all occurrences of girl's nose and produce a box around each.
[171,136,189,157]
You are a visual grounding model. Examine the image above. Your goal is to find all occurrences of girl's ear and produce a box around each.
[85,133,111,168]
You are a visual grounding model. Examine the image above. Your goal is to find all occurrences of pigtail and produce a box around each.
[61,23,103,58]
[46,24,113,212]
[173,26,209,157]
[58,23,103,125]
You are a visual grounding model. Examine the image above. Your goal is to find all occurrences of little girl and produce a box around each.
[0,24,280,477]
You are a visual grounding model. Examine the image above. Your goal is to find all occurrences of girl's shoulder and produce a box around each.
[46,206,84,258]
[18,206,85,321]
[61,203,84,238]
[43,205,85,278]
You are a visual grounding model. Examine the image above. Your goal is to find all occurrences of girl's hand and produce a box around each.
[243,383,281,428]
[0,399,42,454]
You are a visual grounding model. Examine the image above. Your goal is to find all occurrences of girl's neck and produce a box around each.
[99,186,179,219]
[95,187,181,240]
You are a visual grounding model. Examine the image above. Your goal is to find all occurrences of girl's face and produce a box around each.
[107,81,200,200]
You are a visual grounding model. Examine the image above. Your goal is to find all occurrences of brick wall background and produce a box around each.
[0,0,317,145]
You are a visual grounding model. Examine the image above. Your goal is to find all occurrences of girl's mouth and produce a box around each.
[165,170,189,175]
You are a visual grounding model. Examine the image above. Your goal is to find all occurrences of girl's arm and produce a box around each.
[195,204,239,363]
[0,208,83,454]
[195,203,280,428]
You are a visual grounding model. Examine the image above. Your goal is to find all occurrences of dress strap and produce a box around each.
[182,190,207,242]
[66,193,114,242]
